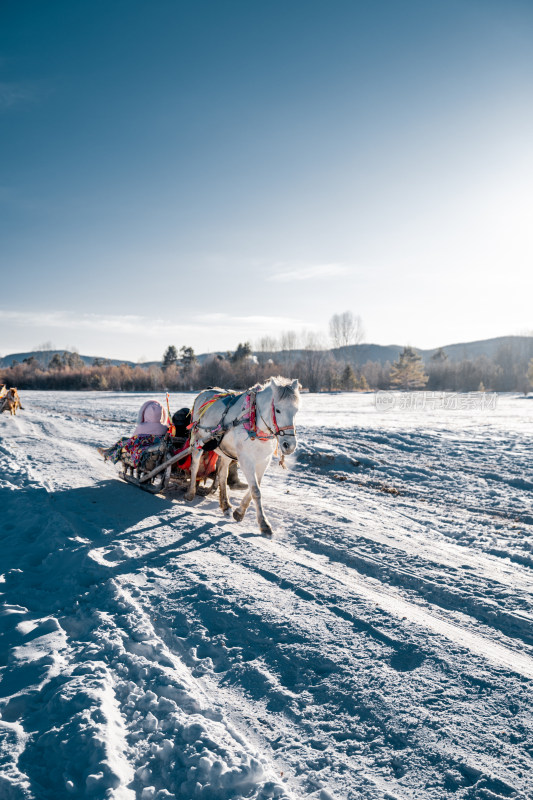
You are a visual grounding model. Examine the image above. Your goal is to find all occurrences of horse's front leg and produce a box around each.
[216,455,232,513]
[185,448,202,501]
[234,454,273,536]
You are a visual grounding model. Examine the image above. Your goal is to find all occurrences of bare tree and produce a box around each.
[254,336,278,365]
[296,331,329,391]
[279,330,298,372]
[35,341,55,352]
[329,312,364,349]
[280,330,298,352]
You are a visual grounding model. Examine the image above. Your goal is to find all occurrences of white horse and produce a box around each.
[186,377,301,536]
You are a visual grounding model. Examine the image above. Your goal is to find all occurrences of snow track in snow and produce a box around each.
[1,391,532,800]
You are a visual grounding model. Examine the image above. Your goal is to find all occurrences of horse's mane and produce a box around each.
[256,376,301,400]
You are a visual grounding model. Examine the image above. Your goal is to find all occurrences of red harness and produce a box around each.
[251,396,295,442]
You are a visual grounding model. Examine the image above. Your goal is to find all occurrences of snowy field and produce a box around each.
[0,390,532,800]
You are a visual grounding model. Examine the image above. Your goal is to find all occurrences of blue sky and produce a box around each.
[1,0,532,360]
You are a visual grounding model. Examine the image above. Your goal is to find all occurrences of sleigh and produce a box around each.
[119,434,218,495]
[101,378,300,536]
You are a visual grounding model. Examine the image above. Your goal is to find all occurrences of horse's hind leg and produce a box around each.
[209,463,220,495]
[185,448,202,501]
[216,455,231,513]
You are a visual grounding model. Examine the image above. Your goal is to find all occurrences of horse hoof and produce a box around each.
[233,509,244,522]
[185,493,195,502]
[260,525,273,538]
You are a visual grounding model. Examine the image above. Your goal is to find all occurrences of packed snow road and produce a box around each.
[0,390,531,800]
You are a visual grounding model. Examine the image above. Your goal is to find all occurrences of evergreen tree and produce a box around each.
[358,374,370,391]
[64,351,84,369]
[431,347,448,362]
[49,353,64,370]
[341,364,357,390]
[180,346,197,373]
[162,345,178,369]
[231,342,252,363]
[389,347,428,390]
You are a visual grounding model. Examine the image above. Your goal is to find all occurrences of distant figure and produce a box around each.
[0,384,6,399]
[0,387,23,416]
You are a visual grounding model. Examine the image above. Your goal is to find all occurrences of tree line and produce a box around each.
[2,340,532,393]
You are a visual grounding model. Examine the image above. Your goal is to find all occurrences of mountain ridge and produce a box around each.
[1,334,532,369]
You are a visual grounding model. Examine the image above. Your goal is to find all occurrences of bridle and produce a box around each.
[258,399,296,441]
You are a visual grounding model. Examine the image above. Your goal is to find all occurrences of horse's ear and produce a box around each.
[291,379,301,392]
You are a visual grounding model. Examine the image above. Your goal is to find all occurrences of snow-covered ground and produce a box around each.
[0,390,531,800]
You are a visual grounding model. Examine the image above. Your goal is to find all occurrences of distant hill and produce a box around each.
[332,335,533,366]
[0,350,138,369]
[1,335,532,370]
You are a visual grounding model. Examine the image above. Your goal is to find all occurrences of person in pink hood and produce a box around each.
[133,400,170,436]
[98,399,170,466]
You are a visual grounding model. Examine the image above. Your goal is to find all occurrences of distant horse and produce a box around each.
[0,387,23,416]
[186,377,301,536]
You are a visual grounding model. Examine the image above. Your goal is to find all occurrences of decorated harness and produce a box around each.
[188,387,295,466]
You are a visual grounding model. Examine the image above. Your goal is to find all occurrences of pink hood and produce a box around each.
[133,400,169,436]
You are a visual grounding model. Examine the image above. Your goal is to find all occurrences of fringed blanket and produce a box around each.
[98,434,166,469]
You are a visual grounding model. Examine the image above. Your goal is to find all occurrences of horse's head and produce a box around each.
[270,377,301,455]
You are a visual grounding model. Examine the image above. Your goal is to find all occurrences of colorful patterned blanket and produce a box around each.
[98,434,166,469]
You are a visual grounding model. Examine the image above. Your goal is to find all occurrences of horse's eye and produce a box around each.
[275,408,281,414]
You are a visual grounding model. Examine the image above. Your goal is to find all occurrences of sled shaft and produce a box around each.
[138,444,194,483]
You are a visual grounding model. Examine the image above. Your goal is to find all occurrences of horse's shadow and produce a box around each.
[49,478,177,538]
[2,476,250,584]
[0,479,260,600]
[52,477,236,543]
